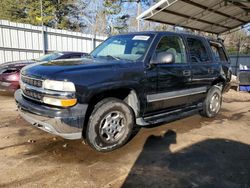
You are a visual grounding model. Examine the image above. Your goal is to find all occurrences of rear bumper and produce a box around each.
[15,89,88,140]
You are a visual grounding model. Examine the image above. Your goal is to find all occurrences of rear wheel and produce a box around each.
[200,86,222,118]
[86,98,134,152]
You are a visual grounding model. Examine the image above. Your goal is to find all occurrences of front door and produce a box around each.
[145,34,191,115]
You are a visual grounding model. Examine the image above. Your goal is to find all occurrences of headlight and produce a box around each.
[43,96,77,107]
[43,80,75,92]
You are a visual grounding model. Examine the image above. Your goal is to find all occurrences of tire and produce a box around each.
[200,86,222,118]
[86,98,134,152]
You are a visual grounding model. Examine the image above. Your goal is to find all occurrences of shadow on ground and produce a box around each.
[122,130,250,188]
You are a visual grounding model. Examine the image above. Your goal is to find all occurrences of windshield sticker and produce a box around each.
[132,35,150,41]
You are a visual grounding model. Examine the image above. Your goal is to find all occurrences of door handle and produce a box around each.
[183,70,191,76]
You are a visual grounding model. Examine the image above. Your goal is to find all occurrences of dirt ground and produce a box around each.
[0,90,249,188]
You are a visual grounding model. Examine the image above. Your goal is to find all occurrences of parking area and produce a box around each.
[0,90,250,188]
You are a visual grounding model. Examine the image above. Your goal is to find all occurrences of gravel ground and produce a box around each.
[0,90,249,188]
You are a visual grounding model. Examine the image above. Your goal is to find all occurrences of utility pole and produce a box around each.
[40,0,46,54]
[137,0,141,31]
[235,39,241,76]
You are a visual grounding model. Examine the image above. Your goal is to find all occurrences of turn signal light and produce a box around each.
[43,97,77,107]
[61,98,77,107]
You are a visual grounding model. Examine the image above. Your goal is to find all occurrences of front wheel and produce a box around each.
[86,98,134,152]
[200,86,222,118]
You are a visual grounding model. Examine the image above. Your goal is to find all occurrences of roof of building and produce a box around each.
[137,0,250,34]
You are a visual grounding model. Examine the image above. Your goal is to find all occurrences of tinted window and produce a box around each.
[65,54,82,59]
[153,35,187,63]
[187,38,209,63]
[210,42,227,62]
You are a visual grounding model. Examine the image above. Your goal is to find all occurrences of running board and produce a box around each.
[136,104,202,126]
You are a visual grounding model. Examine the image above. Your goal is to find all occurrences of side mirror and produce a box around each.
[152,52,175,64]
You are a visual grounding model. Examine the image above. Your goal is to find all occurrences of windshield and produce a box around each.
[90,34,154,61]
[36,53,63,62]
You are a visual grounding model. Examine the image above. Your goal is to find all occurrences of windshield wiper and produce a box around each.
[105,55,121,60]
[85,54,94,58]
[94,55,128,61]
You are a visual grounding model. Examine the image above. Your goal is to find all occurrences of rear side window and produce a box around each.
[210,42,228,62]
[153,35,187,63]
[187,37,209,63]
[66,55,82,59]
[60,54,84,59]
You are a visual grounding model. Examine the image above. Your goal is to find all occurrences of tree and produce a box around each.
[103,0,125,35]
[121,0,159,32]
[223,30,250,55]
[0,0,89,31]
[78,0,108,35]
[56,0,89,31]
[0,0,27,22]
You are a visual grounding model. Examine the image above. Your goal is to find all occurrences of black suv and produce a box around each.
[15,32,231,152]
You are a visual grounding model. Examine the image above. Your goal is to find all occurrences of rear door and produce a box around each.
[209,40,231,76]
[145,34,192,115]
[185,36,220,104]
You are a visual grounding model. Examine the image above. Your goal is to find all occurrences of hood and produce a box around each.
[0,60,36,69]
[21,57,124,80]
[0,60,36,75]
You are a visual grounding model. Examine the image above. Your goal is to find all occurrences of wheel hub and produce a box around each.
[209,93,220,113]
[99,111,125,143]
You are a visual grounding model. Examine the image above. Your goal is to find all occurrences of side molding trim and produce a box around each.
[147,86,207,103]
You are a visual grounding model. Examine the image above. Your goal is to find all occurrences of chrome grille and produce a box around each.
[21,75,43,88]
[22,89,44,100]
[20,75,44,102]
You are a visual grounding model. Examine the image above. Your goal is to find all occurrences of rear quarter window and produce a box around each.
[210,42,228,62]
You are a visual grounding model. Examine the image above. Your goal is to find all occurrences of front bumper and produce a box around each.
[15,89,88,140]
[0,81,19,93]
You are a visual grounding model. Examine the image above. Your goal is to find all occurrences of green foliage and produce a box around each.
[103,0,129,34]
[0,0,159,33]
[0,0,27,22]
[0,0,88,31]
[103,0,121,15]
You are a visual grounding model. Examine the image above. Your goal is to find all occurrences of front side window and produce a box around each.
[187,38,210,63]
[65,54,82,59]
[91,34,154,61]
[153,35,187,63]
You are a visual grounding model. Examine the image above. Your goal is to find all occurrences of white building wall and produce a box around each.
[0,20,106,64]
